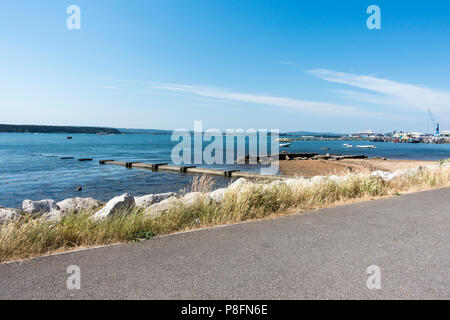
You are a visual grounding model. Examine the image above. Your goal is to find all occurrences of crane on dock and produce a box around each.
[427,109,440,136]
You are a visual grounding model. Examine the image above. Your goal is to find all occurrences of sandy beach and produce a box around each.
[279,158,436,178]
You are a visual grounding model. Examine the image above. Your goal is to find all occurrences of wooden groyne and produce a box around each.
[236,153,367,161]
[278,137,372,141]
[274,153,368,160]
[99,160,286,180]
[275,153,318,161]
[235,153,318,163]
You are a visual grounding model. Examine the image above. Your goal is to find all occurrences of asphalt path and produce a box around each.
[1,187,449,299]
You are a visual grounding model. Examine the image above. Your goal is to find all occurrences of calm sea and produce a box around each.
[1,133,449,208]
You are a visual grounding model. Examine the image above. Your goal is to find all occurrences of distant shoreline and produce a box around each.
[0,124,120,135]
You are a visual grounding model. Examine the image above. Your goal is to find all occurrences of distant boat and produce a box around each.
[343,143,353,148]
[356,145,376,149]
[66,136,72,140]
[279,143,292,148]
[276,138,292,142]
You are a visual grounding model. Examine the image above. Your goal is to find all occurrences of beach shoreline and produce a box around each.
[279,158,437,178]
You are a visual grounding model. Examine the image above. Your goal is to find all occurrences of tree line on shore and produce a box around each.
[0,124,120,134]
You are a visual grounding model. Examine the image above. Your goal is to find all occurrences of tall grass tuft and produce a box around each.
[185,175,215,193]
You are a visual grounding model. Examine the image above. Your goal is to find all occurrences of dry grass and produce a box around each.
[185,175,215,193]
[1,162,449,263]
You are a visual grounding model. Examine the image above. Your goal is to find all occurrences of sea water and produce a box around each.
[0,133,449,208]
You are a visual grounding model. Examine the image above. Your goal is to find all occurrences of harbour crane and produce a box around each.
[427,109,440,136]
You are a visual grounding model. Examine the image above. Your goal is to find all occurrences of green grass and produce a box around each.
[1,161,449,263]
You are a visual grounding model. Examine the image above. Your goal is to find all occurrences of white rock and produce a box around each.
[262,180,285,192]
[386,167,420,181]
[386,172,400,181]
[269,180,285,187]
[440,162,450,168]
[57,197,103,214]
[426,164,440,171]
[93,193,135,220]
[134,192,175,209]
[371,170,391,181]
[311,176,327,184]
[181,192,209,206]
[209,188,227,202]
[284,178,310,190]
[328,175,341,183]
[22,199,60,216]
[228,178,248,191]
[44,211,65,221]
[148,196,180,218]
[134,195,155,208]
[409,167,421,175]
[0,208,19,224]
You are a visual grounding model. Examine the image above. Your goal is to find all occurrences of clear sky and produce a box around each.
[1,0,450,133]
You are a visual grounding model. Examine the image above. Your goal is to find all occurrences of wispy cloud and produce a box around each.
[280,61,301,67]
[329,89,399,106]
[147,82,386,119]
[103,70,448,123]
[308,69,450,114]
[84,84,120,90]
[144,89,240,106]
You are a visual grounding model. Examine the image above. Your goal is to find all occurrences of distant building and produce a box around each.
[353,130,374,137]
[409,132,425,138]
[393,132,406,138]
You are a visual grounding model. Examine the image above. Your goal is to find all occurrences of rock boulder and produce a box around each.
[93,193,135,220]
[22,199,60,216]
[181,192,210,207]
[57,197,103,214]
[134,192,175,209]
[0,208,19,224]
[209,188,227,202]
[227,178,248,191]
[148,196,180,218]
[311,176,327,184]
[371,170,391,181]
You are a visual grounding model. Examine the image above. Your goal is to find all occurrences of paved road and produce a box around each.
[1,188,449,299]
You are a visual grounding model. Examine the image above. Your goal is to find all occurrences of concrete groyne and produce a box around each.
[99,160,286,180]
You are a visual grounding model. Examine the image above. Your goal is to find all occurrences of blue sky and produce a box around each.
[1,0,450,133]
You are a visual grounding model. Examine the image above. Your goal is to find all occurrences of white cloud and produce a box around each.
[309,69,450,115]
[147,82,385,119]
[329,89,399,106]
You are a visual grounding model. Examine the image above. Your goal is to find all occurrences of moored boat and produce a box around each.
[279,143,292,148]
[356,145,376,149]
